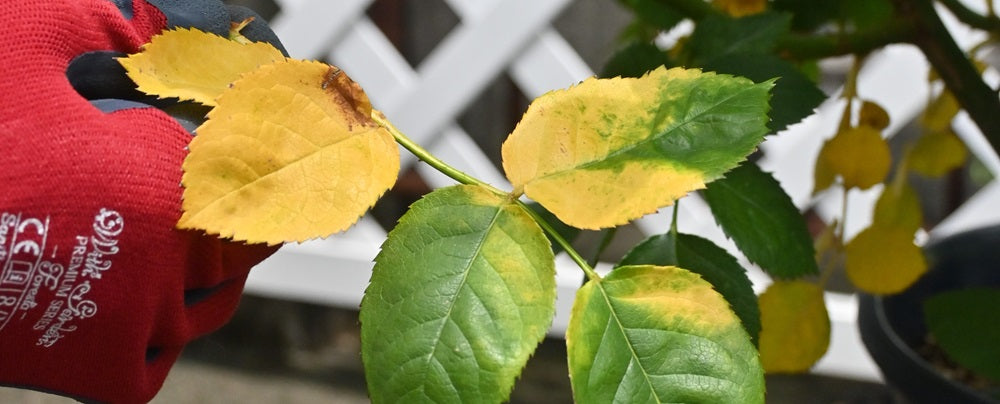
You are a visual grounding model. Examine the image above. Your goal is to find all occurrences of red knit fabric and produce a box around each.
[0,1,275,402]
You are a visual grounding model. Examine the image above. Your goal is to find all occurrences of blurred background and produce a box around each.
[8,0,1000,402]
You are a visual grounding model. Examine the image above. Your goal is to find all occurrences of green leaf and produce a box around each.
[361,185,556,403]
[619,0,684,32]
[601,41,672,79]
[771,0,838,31]
[502,66,774,229]
[689,12,793,65]
[702,162,819,279]
[924,288,1000,382]
[703,53,825,133]
[840,0,893,30]
[567,265,764,403]
[618,232,761,345]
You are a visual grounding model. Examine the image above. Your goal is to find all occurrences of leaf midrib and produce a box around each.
[416,203,504,399]
[593,279,749,402]
[531,82,760,184]
[596,281,663,404]
[184,120,383,223]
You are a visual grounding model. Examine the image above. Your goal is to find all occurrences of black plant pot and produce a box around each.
[858,225,1000,404]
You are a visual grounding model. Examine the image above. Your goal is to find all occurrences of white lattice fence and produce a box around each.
[243,0,1000,382]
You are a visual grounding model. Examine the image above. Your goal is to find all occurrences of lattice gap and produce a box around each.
[552,0,632,71]
[457,73,530,171]
[367,0,460,69]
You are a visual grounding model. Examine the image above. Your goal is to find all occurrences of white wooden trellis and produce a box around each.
[244,0,1000,383]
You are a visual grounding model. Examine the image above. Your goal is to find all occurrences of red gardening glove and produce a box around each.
[0,1,284,402]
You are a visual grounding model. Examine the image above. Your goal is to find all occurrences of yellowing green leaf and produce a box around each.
[502,66,773,229]
[817,126,890,190]
[758,281,830,373]
[618,232,762,345]
[178,60,399,244]
[845,225,927,295]
[712,0,768,17]
[873,182,923,232]
[119,27,284,106]
[910,130,968,177]
[568,265,764,403]
[859,100,890,130]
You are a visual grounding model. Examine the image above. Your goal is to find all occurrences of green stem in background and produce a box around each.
[818,187,851,287]
[838,187,850,246]
[670,201,680,239]
[893,0,1000,155]
[776,20,913,61]
[589,228,618,268]
[652,0,912,60]
[838,56,863,132]
[518,200,602,282]
[652,0,716,20]
[939,0,1000,31]
[373,111,505,195]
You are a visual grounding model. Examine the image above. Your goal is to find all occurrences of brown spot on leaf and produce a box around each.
[322,66,374,128]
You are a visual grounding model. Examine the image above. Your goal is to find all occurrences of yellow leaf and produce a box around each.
[859,100,890,130]
[758,281,830,373]
[845,225,927,295]
[910,129,968,177]
[712,0,767,17]
[921,91,960,133]
[873,181,923,232]
[178,60,400,244]
[119,28,284,106]
[817,126,890,190]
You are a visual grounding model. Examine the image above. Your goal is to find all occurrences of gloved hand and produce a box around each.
[0,1,285,402]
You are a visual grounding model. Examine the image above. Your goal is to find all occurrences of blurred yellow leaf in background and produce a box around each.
[910,130,968,177]
[816,126,890,190]
[859,100,890,130]
[758,281,830,373]
[873,182,923,232]
[845,225,927,295]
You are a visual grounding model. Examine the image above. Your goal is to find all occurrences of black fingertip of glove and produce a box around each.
[67,51,146,101]
[146,0,230,37]
[106,0,134,19]
[160,102,211,132]
[226,5,289,57]
[90,99,208,134]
